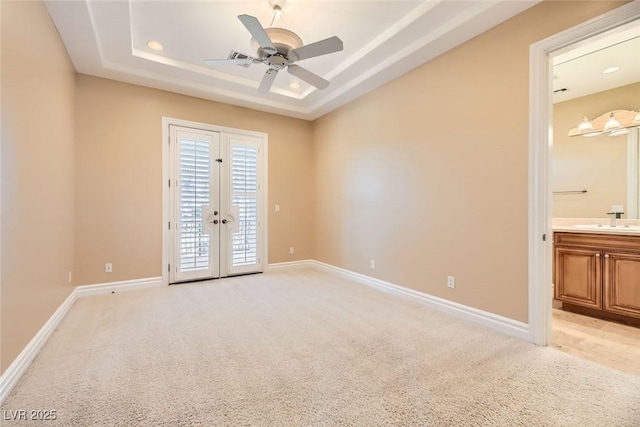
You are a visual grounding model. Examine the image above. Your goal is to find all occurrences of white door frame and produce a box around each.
[162,117,269,286]
[528,1,640,345]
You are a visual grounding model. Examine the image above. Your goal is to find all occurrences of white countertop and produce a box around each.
[553,218,640,237]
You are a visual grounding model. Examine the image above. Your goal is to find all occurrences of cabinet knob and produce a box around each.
[604,254,610,258]
[595,253,600,257]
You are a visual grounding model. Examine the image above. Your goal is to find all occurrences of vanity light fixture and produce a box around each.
[569,110,640,138]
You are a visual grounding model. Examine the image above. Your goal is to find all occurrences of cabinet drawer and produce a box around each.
[554,232,640,251]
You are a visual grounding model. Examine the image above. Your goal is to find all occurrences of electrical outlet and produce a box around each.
[370,259,376,269]
[289,246,295,254]
[447,276,455,289]
[105,263,113,273]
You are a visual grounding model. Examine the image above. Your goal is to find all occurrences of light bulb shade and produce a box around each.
[582,131,602,138]
[603,113,622,131]
[609,128,630,137]
[577,117,595,132]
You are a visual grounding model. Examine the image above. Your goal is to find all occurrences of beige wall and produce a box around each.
[553,83,640,218]
[312,1,627,323]
[1,1,76,372]
[74,75,314,285]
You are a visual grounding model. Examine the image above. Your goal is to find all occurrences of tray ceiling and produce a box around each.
[45,0,540,120]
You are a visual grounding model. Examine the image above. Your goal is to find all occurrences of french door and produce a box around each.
[169,125,264,283]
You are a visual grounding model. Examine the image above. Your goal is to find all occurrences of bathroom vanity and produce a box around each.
[554,228,640,326]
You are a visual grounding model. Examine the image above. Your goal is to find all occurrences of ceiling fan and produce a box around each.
[204,4,343,94]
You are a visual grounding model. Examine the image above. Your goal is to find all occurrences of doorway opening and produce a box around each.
[548,19,640,374]
[162,118,268,285]
[529,1,640,370]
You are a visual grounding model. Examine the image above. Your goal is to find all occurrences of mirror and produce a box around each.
[552,24,640,219]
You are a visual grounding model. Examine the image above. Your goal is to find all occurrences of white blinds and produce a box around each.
[231,144,259,266]
[178,138,211,272]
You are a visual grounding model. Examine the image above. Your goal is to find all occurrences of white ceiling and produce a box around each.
[45,0,540,121]
[552,19,640,104]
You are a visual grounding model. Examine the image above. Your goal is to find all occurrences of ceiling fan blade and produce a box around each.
[238,14,277,55]
[204,58,255,66]
[288,36,343,63]
[287,65,329,90]
[258,69,278,93]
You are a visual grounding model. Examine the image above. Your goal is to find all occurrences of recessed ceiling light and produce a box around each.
[288,81,300,89]
[602,66,620,74]
[147,40,164,51]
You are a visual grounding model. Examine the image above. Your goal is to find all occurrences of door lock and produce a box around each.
[214,211,218,216]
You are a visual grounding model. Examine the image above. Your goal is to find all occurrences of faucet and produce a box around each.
[607,211,624,227]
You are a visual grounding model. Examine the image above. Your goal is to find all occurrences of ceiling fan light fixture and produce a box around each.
[251,27,303,56]
[207,11,343,94]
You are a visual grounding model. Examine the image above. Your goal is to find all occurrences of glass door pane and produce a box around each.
[171,127,220,282]
[220,134,263,276]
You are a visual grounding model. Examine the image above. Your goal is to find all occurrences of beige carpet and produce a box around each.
[2,266,640,426]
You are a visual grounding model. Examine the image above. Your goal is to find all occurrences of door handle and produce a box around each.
[222,219,229,224]
[212,219,218,225]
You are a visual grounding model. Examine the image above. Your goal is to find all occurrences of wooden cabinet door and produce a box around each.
[555,246,602,309]
[603,251,640,319]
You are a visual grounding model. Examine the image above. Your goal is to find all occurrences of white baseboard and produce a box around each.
[309,260,531,342]
[267,260,315,270]
[0,276,163,404]
[0,287,78,405]
[75,276,163,298]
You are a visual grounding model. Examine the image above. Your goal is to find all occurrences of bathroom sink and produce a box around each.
[573,224,640,231]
